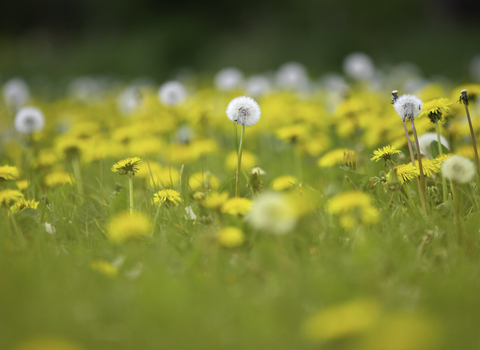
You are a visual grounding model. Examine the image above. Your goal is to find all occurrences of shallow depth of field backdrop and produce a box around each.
[2,1,480,350]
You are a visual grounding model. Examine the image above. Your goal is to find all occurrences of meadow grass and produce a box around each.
[1,81,480,350]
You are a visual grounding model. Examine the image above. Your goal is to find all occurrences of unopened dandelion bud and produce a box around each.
[193,191,206,205]
[391,90,399,104]
[459,89,468,105]
[387,169,401,191]
[249,167,265,193]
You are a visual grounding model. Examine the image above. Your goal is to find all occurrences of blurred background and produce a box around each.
[1,0,480,82]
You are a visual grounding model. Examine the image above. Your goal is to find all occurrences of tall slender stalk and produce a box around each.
[435,121,448,202]
[235,125,245,197]
[402,120,428,214]
[451,182,464,245]
[410,119,427,195]
[72,156,84,200]
[460,90,480,201]
[129,175,134,214]
[463,97,480,172]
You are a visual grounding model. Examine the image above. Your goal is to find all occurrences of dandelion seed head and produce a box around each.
[14,107,45,134]
[158,81,187,106]
[246,191,297,235]
[441,155,476,184]
[246,75,271,97]
[118,86,142,114]
[2,77,30,110]
[275,62,309,91]
[393,94,423,121]
[214,67,244,91]
[343,52,375,80]
[226,96,261,126]
[418,133,449,159]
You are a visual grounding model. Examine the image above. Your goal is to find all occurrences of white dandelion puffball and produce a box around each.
[393,94,423,121]
[418,133,450,159]
[14,107,45,134]
[246,192,296,235]
[118,86,142,114]
[2,78,30,110]
[67,76,105,101]
[226,96,261,127]
[214,67,244,91]
[246,75,271,97]
[320,73,348,93]
[442,155,476,184]
[470,54,480,82]
[343,52,375,80]
[275,62,309,91]
[158,81,187,106]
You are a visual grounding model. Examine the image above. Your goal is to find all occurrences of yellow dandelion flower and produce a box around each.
[107,211,152,244]
[136,160,163,180]
[128,137,163,157]
[391,163,419,184]
[218,227,245,248]
[359,313,440,350]
[153,189,182,206]
[221,197,253,216]
[193,191,206,205]
[153,168,180,188]
[415,158,441,177]
[271,175,299,191]
[302,299,381,342]
[12,337,86,350]
[370,145,401,163]
[188,171,220,191]
[9,198,39,214]
[318,148,349,168]
[55,135,86,158]
[433,153,452,166]
[90,260,118,278]
[204,192,229,209]
[44,171,75,187]
[225,151,257,172]
[419,98,451,122]
[0,189,24,208]
[16,179,30,191]
[275,124,309,142]
[111,157,142,176]
[0,165,20,181]
[327,191,379,230]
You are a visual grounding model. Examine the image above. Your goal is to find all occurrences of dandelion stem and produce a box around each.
[72,156,84,200]
[129,175,134,214]
[451,182,464,245]
[235,125,245,197]
[435,121,448,202]
[410,119,427,195]
[402,120,428,214]
[462,102,480,201]
[463,103,480,174]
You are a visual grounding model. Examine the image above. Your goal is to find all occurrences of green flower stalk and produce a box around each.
[419,98,452,202]
[459,90,480,200]
[392,91,428,215]
[226,96,261,197]
[111,157,142,214]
